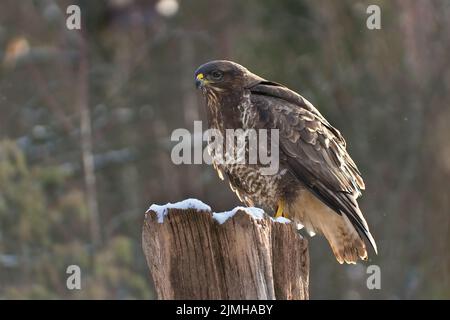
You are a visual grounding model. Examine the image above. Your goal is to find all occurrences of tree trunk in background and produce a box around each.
[77,31,101,249]
[142,207,309,300]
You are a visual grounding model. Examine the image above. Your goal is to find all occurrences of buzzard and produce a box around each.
[195,60,377,264]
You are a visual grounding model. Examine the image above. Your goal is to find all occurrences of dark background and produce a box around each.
[0,0,449,299]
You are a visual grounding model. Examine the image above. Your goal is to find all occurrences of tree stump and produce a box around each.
[142,200,309,300]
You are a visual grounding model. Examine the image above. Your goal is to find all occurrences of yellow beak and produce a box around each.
[195,73,208,88]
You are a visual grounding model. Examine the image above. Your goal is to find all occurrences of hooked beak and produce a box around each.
[195,73,206,89]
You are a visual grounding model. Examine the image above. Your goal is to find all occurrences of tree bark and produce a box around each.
[142,206,309,300]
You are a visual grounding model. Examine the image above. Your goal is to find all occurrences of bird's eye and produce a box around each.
[210,70,223,80]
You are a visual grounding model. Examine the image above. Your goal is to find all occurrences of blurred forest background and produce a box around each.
[1,0,449,299]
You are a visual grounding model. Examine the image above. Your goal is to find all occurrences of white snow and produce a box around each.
[272,217,291,224]
[147,199,293,226]
[212,206,265,224]
[241,207,266,220]
[212,209,237,224]
[146,198,211,223]
[212,206,292,225]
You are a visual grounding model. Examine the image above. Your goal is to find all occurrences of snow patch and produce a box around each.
[212,210,237,225]
[272,217,291,224]
[146,198,211,223]
[147,200,293,226]
[212,206,265,224]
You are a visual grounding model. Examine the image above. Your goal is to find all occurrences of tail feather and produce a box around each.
[288,189,376,264]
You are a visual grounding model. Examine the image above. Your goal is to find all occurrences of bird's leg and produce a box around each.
[275,199,285,218]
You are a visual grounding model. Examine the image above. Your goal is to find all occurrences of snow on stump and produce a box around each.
[142,199,309,300]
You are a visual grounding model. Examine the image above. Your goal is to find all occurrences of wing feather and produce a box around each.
[249,82,376,253]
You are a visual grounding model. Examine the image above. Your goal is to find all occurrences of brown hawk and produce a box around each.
[195,60,377,264]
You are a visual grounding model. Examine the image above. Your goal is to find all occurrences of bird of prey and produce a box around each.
[195,60,377,264]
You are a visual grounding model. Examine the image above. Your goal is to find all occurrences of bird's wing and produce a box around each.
[249,82,376,253]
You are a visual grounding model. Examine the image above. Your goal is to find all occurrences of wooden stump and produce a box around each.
[142,205,309,300]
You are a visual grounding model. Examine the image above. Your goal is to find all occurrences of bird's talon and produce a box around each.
[275,199,285,218]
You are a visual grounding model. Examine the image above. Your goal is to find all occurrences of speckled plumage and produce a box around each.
[205,86,289,212]
[195,60,377,264]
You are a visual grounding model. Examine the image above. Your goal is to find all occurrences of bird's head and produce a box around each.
[194,60,263,94]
